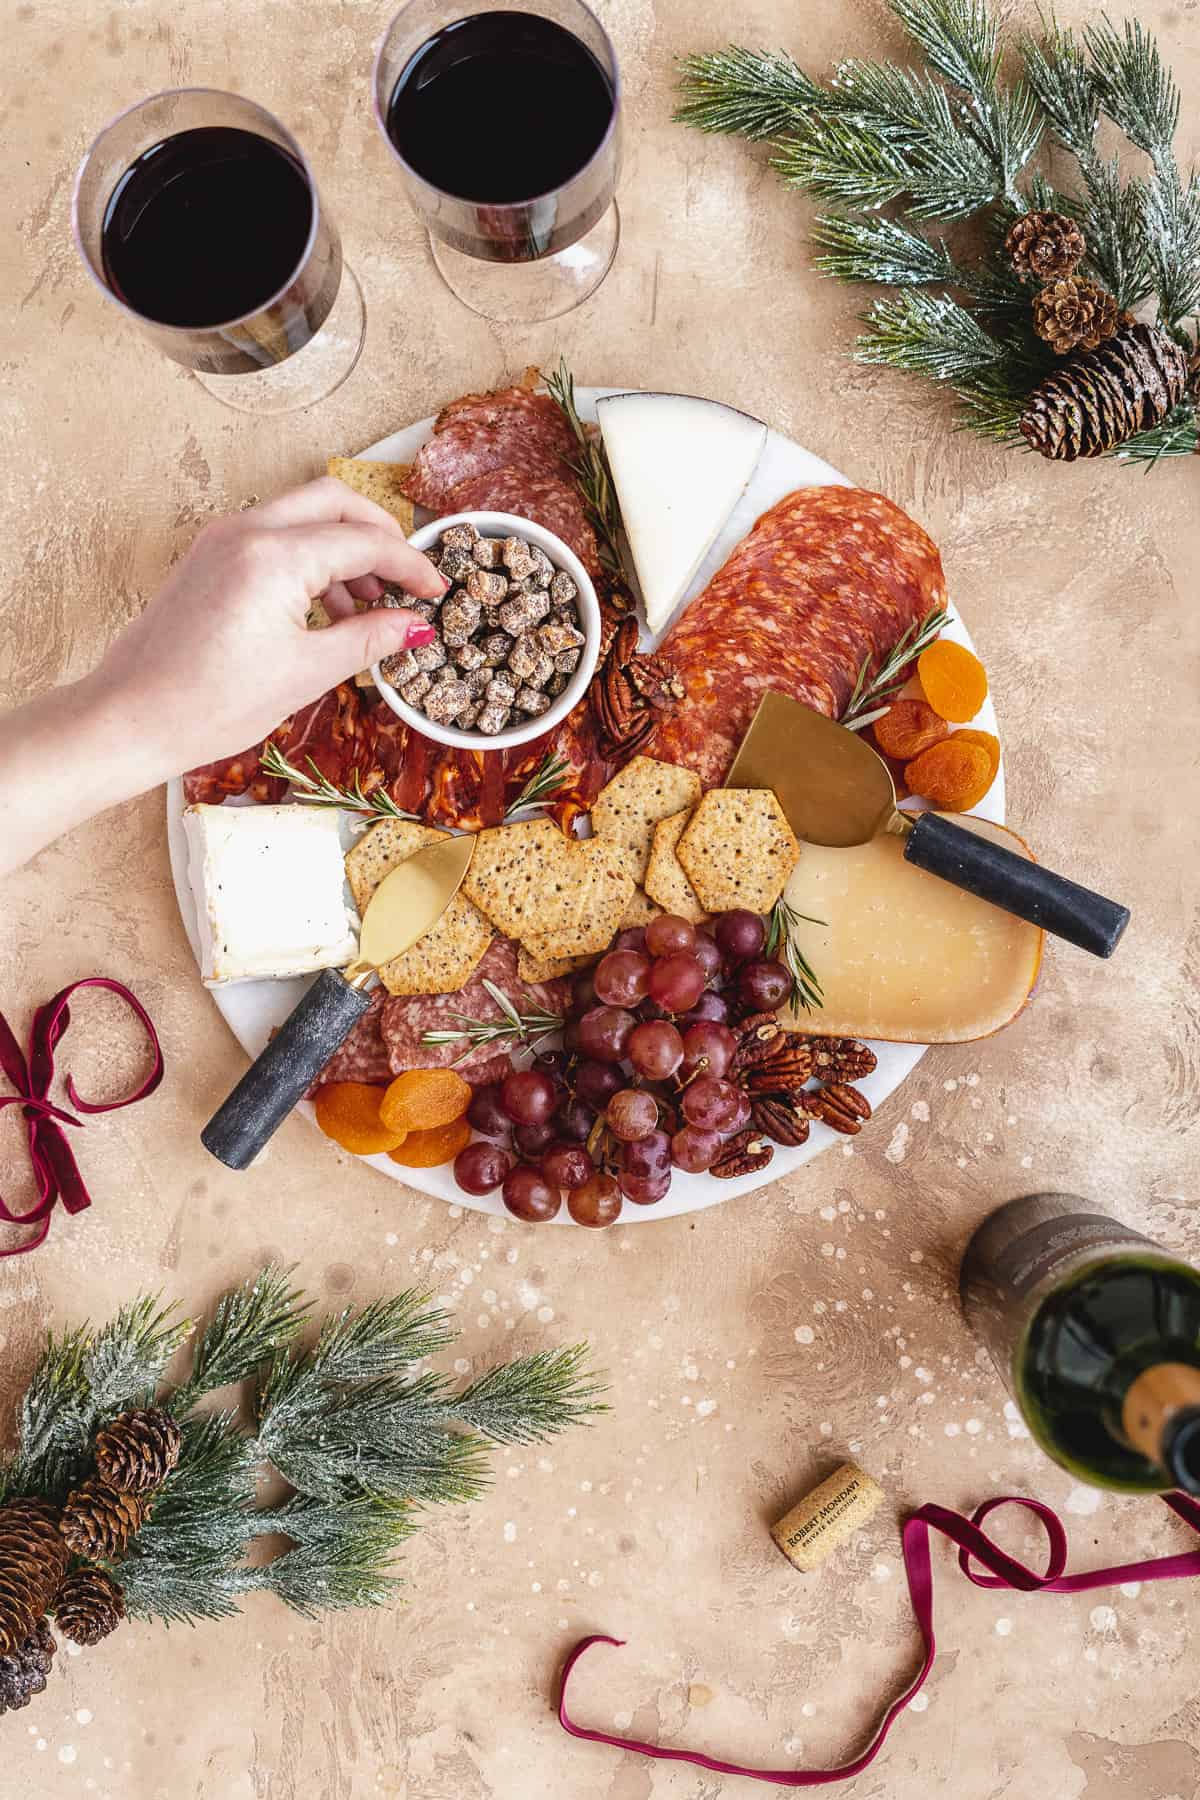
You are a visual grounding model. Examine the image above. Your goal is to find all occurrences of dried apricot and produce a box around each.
[871,698,949,761]
[388,1116,472,1168]
[904,739,994,812]
[951,728,1001,786]
[315,1082,406,1156]
[380,1068,473,1134]
[917,640,989,723]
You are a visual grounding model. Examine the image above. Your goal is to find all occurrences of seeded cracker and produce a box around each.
[676,788,800,913]
[462,819,575,940]
[619,886,662,929]
[326,459,415,534]
[590,757,703,884]
[345,819,493,996]
[644,809,710,924]
[518,837,634,962]
[517,945,592,983]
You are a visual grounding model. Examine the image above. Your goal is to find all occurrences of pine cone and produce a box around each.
[59,1478,150,1562]
[94,1407,182,1496]
[1021,322,1191,460]
[1004,209,1086,281]
[0,1499,69,1656]
[54,1566,125,1647]
[1032,277,1120,355]
[0,1620,57,1713]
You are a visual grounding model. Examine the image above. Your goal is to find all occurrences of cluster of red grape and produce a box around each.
[452,909,793,1227]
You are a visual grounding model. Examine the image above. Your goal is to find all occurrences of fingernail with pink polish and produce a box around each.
[405,621,437,648]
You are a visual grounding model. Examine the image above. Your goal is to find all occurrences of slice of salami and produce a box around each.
[651,487,947,787]
[312,989,391,1088]
[381,937,569,1082]
[442,466,602,581]
[435,386,574,452]
[403,418,567,513]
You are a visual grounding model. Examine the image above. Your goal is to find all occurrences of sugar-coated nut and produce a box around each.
[498,590,551,635]
[547,671,569,697]
[480,630,514,668]
[463,667,490,700]
[423,678,471,724]
[537,620,585,657]
[456,640,486,671]
[477,701,511,736]
[398,671,433,705]
[487,670,517,702]
[515,686,552,717]
[549,569,578,606]
[440,591,482,646]
[409,599,439,624]
[457,701,483,730]
[555,646,581,674]
[381,586,421,610]
[527,544,553,582]
[472,536,503,569]
[380,648,418,684]
[551,605,576,628]
[438,546,474,583]
[466,567,509,605]
[433,663,459,682]
[413,640,447,673]
[440,523,479,550]
[501,536,539,579]
[528,649,555,689]
[506,631,543,683]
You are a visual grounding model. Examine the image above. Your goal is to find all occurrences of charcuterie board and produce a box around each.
[167,387,1004,1220]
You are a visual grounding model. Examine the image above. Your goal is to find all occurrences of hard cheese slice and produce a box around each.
[780,816,1043,1043]
[596,391,766,634]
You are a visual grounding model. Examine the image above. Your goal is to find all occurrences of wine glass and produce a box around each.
[72,88,365,415]
[373,1,621,322]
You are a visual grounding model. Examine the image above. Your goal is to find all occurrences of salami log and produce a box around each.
[651,487,948,787]
[380,937,568,1082]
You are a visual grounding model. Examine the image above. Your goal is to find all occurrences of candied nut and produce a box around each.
[456,640,486,671]
[549,569,578,607]
[380,648,418,685]
[398,671,433,706]
[527,544,553,584]
[555,647,582,675]
[477,701,511,736]
[808,1038,878,1084]
[438,546,474,583]
[458,702,482,730]
[480,630,514,669]
[462,667,489,700]
[487,670,517,702]
[412,640,447,673]
[710,1129,774,1179]
[750,1095,811,1147]
[423,678,471,725]
[440,592,482,646]
[515,686,552,717]
[501,536,539,579]
[547,671,568,697]
[409,599,439,624]
[507,632,543,683]
[380,585,422,610]
[441,523,479,550]
[466,568,509,605]
[498,589,551,635]
[538,620,585,657]
[800,1082,873,1135]
[472,536,503,569]
[551,605,576,628]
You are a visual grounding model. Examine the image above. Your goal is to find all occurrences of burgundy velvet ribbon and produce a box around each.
[558,1490,1200,1786]
[0,979,163,1255]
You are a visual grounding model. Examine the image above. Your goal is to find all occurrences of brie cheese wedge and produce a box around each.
[183,804,359,986]
[596,391,767,634]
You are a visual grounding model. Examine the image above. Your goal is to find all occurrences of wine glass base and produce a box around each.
[429,201,619,322]
[194,266,366,415]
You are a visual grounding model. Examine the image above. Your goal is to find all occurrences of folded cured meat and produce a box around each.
[401,385,575,511]
[378,937,569,1084]
[443,466,601,582]
[651,487,947,787]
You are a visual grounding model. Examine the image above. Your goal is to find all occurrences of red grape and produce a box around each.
[466,1082,511,1138]
[692,935,723,982]
[680,1021,737,1081]
[679,989,729,1028]
[501,1069,558,1125]
[681,1075,745,1132]
[715,909,766,963]
[574,1059,622,1108]
[670,1125,722,1173]
[621,1130,672,1180]
[502,1165,560,1222]
[569,1172,622,1227]
[736,958,792,1012]
[454,1142,513,1195]
[571,969,597,1013]
[607,1088,660,1142]
[543,1143,594,1189]
[562,1016,582,1053]
[647,954,706,1014]
[619,1170,672,1206]
[614,927,647,953]
[729,1087,752,1131]
[646,914,697,957]
[554,1096,596,1142]
[577,1005,636,1063]
[627,1019,684,1080]
[514,1120,556,1158]
[594,949,651,1007]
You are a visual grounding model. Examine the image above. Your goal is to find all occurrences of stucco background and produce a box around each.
[2,0,1199,1794]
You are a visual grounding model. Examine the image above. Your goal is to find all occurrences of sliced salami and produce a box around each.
[435,385,574,449]
[402,419,567,513]
[381,937,569,1082]
[312,989,391,1088]
[651,487,947,787]
[442,467,602,581]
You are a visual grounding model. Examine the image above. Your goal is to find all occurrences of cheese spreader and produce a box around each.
[201,831,476,1169]
[727,693,1129,958]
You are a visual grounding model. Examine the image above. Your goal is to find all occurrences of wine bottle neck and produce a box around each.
[1120,1363,1200,1494]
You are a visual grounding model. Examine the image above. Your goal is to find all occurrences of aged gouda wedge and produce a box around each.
[780,815,1043,1043]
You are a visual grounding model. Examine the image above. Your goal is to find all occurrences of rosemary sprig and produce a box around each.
[421,979,563,1062]
[543,358,626,578]
[503,751,572,821]
[260,742,416,822]
[840,606,949,730]
[765,898,826,1015]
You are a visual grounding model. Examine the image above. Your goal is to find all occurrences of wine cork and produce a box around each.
[770,1462,883,1573]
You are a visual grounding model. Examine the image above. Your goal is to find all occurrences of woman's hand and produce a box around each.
[90,476,445,778]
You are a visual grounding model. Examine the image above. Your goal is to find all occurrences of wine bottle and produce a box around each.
[961,1193,1200,1494]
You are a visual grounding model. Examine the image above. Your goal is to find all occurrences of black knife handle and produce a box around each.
[201,969,373,1170]
[904,812,1129,959]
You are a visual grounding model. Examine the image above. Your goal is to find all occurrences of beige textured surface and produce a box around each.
[2,0,1200,1795]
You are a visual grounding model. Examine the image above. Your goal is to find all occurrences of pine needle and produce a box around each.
[260,741,416,822]
[454,1345,609,1444]
[675,46,825,138]
[170,1267,311,1416]
[543,359,626,578]
[420,980,564,1060]
[841,605,950,727]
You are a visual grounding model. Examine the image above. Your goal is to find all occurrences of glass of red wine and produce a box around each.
[373,3,620,322]
[72,88,365,414]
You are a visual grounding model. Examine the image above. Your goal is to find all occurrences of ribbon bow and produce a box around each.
[0,978,163,1255]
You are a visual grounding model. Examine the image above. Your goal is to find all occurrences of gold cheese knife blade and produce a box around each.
[345,831,477,984]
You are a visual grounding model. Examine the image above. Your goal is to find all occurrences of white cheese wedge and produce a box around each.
[596,391,767,634]
[183,804,359,986]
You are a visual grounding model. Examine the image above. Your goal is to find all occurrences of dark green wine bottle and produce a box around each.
[961,1193,1200,1494]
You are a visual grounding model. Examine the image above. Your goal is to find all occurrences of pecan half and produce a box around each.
[710,1129,775,1179]
[740,1038,815,1095]
[590,618,682,759]
[731,1013,785,1072]
[799,1082,873,1135]
[750,1095,811,1148]
[807,1038,878,1085]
